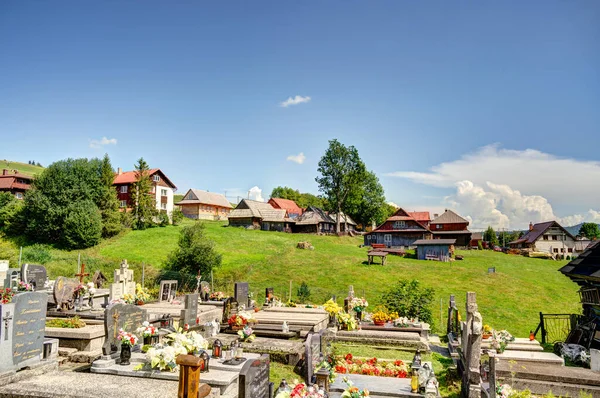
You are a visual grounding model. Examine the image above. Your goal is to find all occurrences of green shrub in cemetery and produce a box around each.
[381,279,435,326]
[297,281,311,303]
[63,200,103,249]
[22,243,52,265]
[165,222,222,278]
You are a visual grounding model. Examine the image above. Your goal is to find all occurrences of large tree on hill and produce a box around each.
[580,222,600,240]
[345,171,387,229]
[483,226,499,247]
[165,222,222,277]
[316,139,366,233]
[98,154,121,237]
[132,157,156,230]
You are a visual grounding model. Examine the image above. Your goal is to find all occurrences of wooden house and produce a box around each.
[176,189,233,220]
[293,206,335,234]
[509,221,591,258]
[430,209,472,247]
[414,239,456,261]
[0,169,33,199]
[408,211,432,228]
[329,212,358,232]
[113,167,177,216]
[364,208,431,247]
[268,198,303,219]
[228,199,294,232]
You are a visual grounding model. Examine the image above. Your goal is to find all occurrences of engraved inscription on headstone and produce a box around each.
[102,303,147,355]
[234,282,249,308]
[304,332,322,384]
[239,354,271,398]
[180,293,199,327]
[21,264,47,291]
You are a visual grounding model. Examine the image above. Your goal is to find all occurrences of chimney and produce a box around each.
[2,169,8,176]
[117,167,122,175]
[529,222,534,231]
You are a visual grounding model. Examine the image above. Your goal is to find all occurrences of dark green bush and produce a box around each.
[62,200,102,249]
[297,282,311,303]
[165,222,222,278]
[171,208,184,225]
[22,244,53,264]
[157,211,170,227]
[380,279,435,326]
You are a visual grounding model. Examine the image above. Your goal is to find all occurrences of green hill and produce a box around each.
[0,159,44,176]
[0,220,580,335]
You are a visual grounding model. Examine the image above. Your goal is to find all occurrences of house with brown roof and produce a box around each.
[176,189,233,221]
[430,209,472,246]
[228,199,294,232]
[113,167,177,216]
[364,208,431,247]
[268,197,303,219]
[509,221,591,257]
[293,206,335,234]
[0,169,33,199]
[329,212,358,232]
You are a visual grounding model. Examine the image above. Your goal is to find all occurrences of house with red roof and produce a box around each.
[113,167,177,216]
[429,209,472,246]
[364,208,432,247]
[509,221,591,257]
[408,211,432,228]
[268,197,303,219]
[0,169,33,199]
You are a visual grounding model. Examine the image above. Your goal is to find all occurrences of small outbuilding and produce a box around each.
[413,239,456,261]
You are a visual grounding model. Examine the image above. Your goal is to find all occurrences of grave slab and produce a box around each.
[45,323,106,352]
[333,330,429,351]
[496,350,564,366]
[329,373,420,397]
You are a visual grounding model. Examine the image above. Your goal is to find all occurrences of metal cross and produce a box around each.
[112,310,120,339]
[4,310,13,341]
[75,263,90,283]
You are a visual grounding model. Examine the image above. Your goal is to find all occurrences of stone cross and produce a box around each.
[3,310,13,341]
[462,292,482,398]
[75,263,90,283]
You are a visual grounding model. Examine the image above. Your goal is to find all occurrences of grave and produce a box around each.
[180,293,200,328]
[239,354,273,398]
[0,291,50,375]
[256,307,329,333]
[52,276,79,311]
[45,319,106,352]
[20,264,47,291]
[5,268,20,289]
[109,260,136,301]
[265,287,274,305]
[200,281,210,301]
[329,373,420,398]
[235,282,249,308]
[92,270,108,288]
[333,329,428,351]
[304,332,322,384]
[101,303,147,355]
[142,300,223,328]
[159,279,178,302]
[0,260,9,288]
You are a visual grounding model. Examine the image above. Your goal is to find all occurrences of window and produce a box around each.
[367,235,371,240]
[543,235,548,240]
[568,248,573,253]
[153,175,160,182]
[436,224,442,229]
[552,235,558,240]
[120,200,127,208]
[120,185,128,193]
[161,203,167,210]
[561,248,565,253]
[384,234,392,243]
[553,248,559,253]
[161,189,167,196]
[15,192,23,199]
[393,221,405,229]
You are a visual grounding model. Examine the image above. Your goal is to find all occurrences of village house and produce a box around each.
[509,221,591,257]
[293,206,335,234]
[228,199,294,232]
[414,238,456,261]
[267,197,303,219]
[430,209,472,247]
[113,167,177,216]
[329,212,358,232]
[0,169,33,199]
[408,211,432,228]
[176,189,233,220]
[364,208,431,247]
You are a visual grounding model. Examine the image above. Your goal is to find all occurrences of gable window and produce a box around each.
[153,175,160,182]
[120,200,127,208]
[161,189,167,196]
[384,234,392,243]
[543,235,548,240]
[393,221,405,229]
[120,185,128,193]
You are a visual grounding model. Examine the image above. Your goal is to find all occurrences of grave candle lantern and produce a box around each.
[213,339,222,358]
[410,350,422,393]
[315,367,330,392]
[199,350,210,373]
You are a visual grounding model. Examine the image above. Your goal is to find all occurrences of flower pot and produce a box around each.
[482,333,492,340]
[231,325,244,331]
[120,344,132,366]
[373,321,386,326]
[136,300,144,306]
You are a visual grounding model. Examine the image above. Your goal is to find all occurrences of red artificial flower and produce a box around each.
[345,353,353,362]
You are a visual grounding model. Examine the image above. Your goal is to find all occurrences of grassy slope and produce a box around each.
[1,220,580,336]
[0,159,44,176]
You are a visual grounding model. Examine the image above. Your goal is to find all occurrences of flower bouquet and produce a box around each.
[209,291,225,301]
[166,329,208,354]
[136,321,158,345]
[17,280,33,292]
[135,283,150,304]
[275,382,326,398]
[334,354,408,378]
[340,377,370,397]
[315,356,336,384]
[237,325,256,342]
[144,344,187,372]
[337,312,358,331]
[483,324,493,339]
[1,288,15,304]
[349,297,368,313]
[228,311,256,330]
[371,311,390,326]
[323,299,343,316]
[73,283,87,297]
[118,329,139,346]
[491,330,515,353]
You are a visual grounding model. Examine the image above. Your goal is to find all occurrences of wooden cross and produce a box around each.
[75,263,90,284]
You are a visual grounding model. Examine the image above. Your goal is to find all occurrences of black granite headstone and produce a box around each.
[304,332,322,384]
[180,293,199,327]
[102,303,147,355]
[239,354,271,398]
[235,282,249,308]
[0,291,48,373]
[20,263,47,291]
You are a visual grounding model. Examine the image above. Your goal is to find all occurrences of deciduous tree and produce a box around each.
[580,222,600,240]
[132,158,156,230]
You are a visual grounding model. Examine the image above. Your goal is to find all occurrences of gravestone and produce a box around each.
[235,282,249,308]
[159,280,178,302]
[200,281,210,301]
[5,268,20,290]
[53,276,79,311]
[102,303,147,355]
[0,291,48,373]
[92,270,108,289]
[0,260,8,288]
[222,297,235,324]
[461,292,482,398]
[265,288,274,304]
[239,353,272,398]
[110,260,136,301]
[304,332,322,384]
[180,293,199,327]
[20,263,47,291]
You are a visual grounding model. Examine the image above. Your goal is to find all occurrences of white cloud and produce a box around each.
[387,202,399,209]
[89,137,117,149]
[387,145,600,229]
[248,186,264,202]
[286,152,306,164]
[280,95,311,108]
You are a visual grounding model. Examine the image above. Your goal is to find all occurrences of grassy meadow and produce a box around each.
[0,219,580,336]
[0,159,44,176]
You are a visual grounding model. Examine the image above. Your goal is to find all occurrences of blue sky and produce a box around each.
[1,1,599,229]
